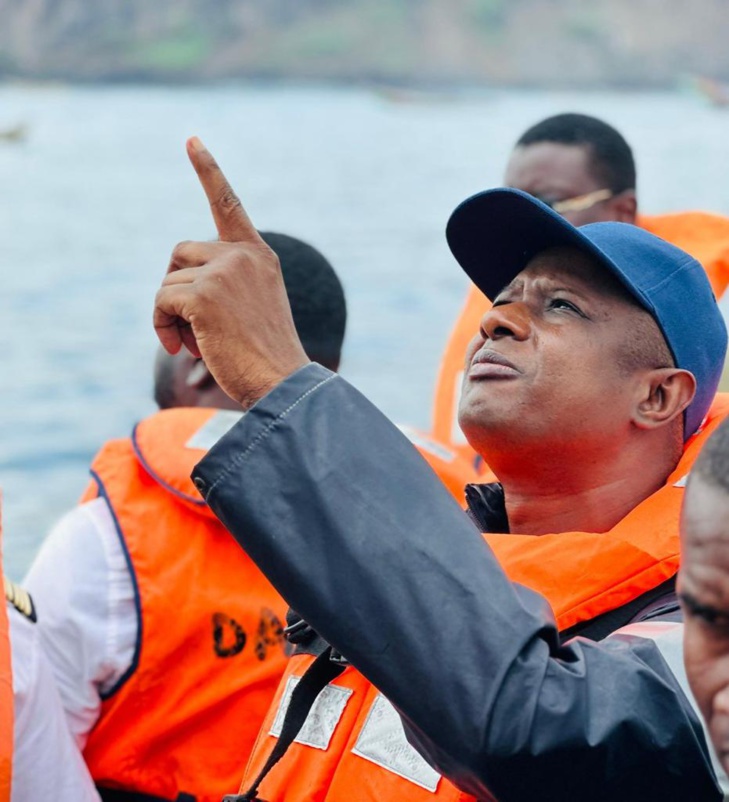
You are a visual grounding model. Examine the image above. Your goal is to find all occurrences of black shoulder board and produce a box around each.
[4,577,37,623]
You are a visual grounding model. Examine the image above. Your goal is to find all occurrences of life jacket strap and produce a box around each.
[229,646,346,802]
[97,789,195,801]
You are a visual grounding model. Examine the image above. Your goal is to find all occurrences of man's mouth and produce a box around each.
[468,348,521,379]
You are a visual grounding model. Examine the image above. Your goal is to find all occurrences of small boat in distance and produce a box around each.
[692,76,729,108]
[0,123,28,143]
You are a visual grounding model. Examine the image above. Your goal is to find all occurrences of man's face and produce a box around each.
[679,476,729,771]
[458,247,651,458]
[504,142,625,226]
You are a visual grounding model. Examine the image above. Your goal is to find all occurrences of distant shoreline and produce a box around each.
[0,73,692,93]
[3,1,728,96]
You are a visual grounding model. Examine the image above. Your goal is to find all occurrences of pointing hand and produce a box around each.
[154,138,310,409]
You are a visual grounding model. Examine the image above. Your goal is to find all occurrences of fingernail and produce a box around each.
[188,136,206,153]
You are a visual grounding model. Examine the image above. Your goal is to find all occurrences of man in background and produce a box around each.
[433,112,729,462]
[680,416,729,777]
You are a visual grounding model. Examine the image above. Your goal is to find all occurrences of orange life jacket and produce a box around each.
[0,516,13,802]
[432,212,729,463]
[397,425,480,504]
[80,408,468,800]
[81,408,291,802]
[431,282,492,466]
[237,395,729,802]
[638,211,729,300]
[240,658,479,802]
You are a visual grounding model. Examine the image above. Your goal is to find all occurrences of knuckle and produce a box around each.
[216,188,242,214]
[267,249,281,272]
[259,249,281,278]
[171,240,193,262]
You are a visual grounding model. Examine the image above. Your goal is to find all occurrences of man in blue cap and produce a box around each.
[155,138,729,801]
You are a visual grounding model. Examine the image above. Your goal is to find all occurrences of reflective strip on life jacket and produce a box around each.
[239,658,476,802]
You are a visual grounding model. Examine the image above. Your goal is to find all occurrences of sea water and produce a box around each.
[1,82,729,578]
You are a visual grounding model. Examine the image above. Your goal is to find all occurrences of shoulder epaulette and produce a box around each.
[4,577,37,623]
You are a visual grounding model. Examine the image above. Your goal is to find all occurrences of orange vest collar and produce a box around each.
[485,394,729,631]
[132,408,244,517]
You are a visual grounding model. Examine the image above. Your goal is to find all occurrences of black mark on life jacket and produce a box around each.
[212,612,247,658]
[255,607,286,660]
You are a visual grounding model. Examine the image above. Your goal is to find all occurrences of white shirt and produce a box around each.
[23,498,137,748]
[9,602,100,801]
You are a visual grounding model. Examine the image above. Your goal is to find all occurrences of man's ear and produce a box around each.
[633,368,696,431]
[610,189,637,224]
[185,359,215,391]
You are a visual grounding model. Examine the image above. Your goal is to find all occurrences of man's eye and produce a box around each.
[680,592,729,632]
[549,298,581,314]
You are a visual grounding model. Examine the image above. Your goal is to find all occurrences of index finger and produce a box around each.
[187,136,263,244]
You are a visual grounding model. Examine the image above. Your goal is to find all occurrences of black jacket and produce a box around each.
[193,364,722,802]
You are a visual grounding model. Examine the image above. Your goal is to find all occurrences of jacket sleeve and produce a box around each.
[193,364,722,802]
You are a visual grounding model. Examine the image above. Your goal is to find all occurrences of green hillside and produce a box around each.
[0,0,727,88]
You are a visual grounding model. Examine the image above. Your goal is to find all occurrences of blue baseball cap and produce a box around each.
[446,187,727,439]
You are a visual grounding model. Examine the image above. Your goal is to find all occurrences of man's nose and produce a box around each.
[480,302,531,342]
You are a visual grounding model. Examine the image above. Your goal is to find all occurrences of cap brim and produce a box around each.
[446,187,632,303]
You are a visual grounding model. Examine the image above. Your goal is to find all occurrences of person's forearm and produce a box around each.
[194,364,720,800]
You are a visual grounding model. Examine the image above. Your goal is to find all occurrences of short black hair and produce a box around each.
[692,416,729,494]
[260,231,346,370]
[516,113,636,195]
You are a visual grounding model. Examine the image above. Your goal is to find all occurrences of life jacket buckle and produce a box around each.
[222,795,264,802]
[283,617,311,644]
[329,649,349,665]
